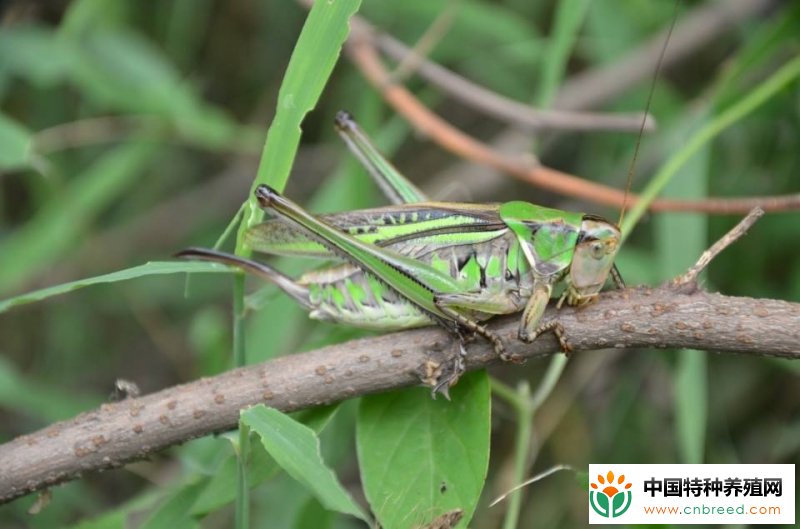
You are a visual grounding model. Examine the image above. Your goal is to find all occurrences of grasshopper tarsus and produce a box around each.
[430,337,468,400]
[526,321,572,354]
[500,352,525,364]
[255,184,279,208]
[334,110,356,131]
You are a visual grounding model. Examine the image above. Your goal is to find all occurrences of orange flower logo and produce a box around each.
[589,470,633,518]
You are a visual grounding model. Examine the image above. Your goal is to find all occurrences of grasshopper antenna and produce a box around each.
[619,0,681,228]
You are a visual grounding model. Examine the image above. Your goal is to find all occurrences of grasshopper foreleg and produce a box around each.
[518,280,572,353]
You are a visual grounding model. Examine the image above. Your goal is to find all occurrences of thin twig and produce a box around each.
[32,116,160,153]
[346,32,800,214]
[421,0,779,204]
[552,0,777,111]
[376,32,655,133]
[490,464,575,507]
[675,206,765,286]
[387,0,458,84]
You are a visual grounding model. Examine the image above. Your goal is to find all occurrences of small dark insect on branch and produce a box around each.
[0,210,797,505]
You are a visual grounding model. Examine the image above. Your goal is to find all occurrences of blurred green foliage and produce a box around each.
[0,0,798,528]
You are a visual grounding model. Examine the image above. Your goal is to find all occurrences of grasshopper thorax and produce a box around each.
[499,201,621,307]
[566,216,622,306]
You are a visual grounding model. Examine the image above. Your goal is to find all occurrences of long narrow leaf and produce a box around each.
[238,0,361,246]
[0,261,230,314]
[0,141,159,294]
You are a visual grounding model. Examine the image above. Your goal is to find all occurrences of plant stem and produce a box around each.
[232,273,247,368]
[502,381,532,529]
[232,272,248,526]
[235,423,251,529]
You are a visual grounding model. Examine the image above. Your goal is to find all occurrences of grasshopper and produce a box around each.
[179,112,625,394]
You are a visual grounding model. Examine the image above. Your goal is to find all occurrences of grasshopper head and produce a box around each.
[566,216,622,305]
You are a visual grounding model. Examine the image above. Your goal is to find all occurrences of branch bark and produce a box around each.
[0,284,798,504]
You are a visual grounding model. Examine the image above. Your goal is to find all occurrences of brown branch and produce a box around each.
[552,0,777,111]
[0,287,797,503]
[676,207,764,286]
[375,32,655,134]
[345,6,800,214]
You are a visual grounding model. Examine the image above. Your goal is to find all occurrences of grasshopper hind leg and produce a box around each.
[427,296,515,398]
[428,332,469,400]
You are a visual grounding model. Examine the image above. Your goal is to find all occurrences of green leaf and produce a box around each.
[0,140,159,294]
[293,497,335,529]
[357,371,491,529]
[0,112,33,170]
[0,26,77,85]
[0,261,230,314]
[240,405,368,523]
[244,0,361,219]
[69,31,244,147]
[0,356,100,421]
[536,0,591,107]
[60,0,129,37]
[622,54,800,237]
[70,511,126,529]
[655,111,710,465]
[189,404,339,516]
[138,481,205,529]
[675,350,707,463]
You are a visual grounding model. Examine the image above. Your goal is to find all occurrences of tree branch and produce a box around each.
[345,3,800,214]
[0,284,798,503]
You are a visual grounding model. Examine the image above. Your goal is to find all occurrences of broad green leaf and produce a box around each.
[0,261,229,314]
[189,404,340,516]
[293,497,334,529]
[357,371,491,529]
[0,26,77,85]
[70,511,126,529]
[0,356,100,422]
[189,441,277,517]
[0,141,159,294]
[138,481,205,529]
[0,113,33,170]
[60,0,129,37]
[240,405,368,523]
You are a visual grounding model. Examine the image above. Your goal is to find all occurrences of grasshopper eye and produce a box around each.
[590,241,605,260]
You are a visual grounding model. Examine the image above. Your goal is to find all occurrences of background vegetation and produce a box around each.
[0,0,797,527]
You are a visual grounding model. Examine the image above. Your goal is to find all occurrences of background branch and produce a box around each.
[345,1,800,214]
[1,284,797,504]
[375,31,655,133]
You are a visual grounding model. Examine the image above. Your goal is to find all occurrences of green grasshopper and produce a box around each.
[179,112,625,394]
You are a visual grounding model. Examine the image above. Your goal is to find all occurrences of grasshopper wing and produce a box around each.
[245,202,508,259]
